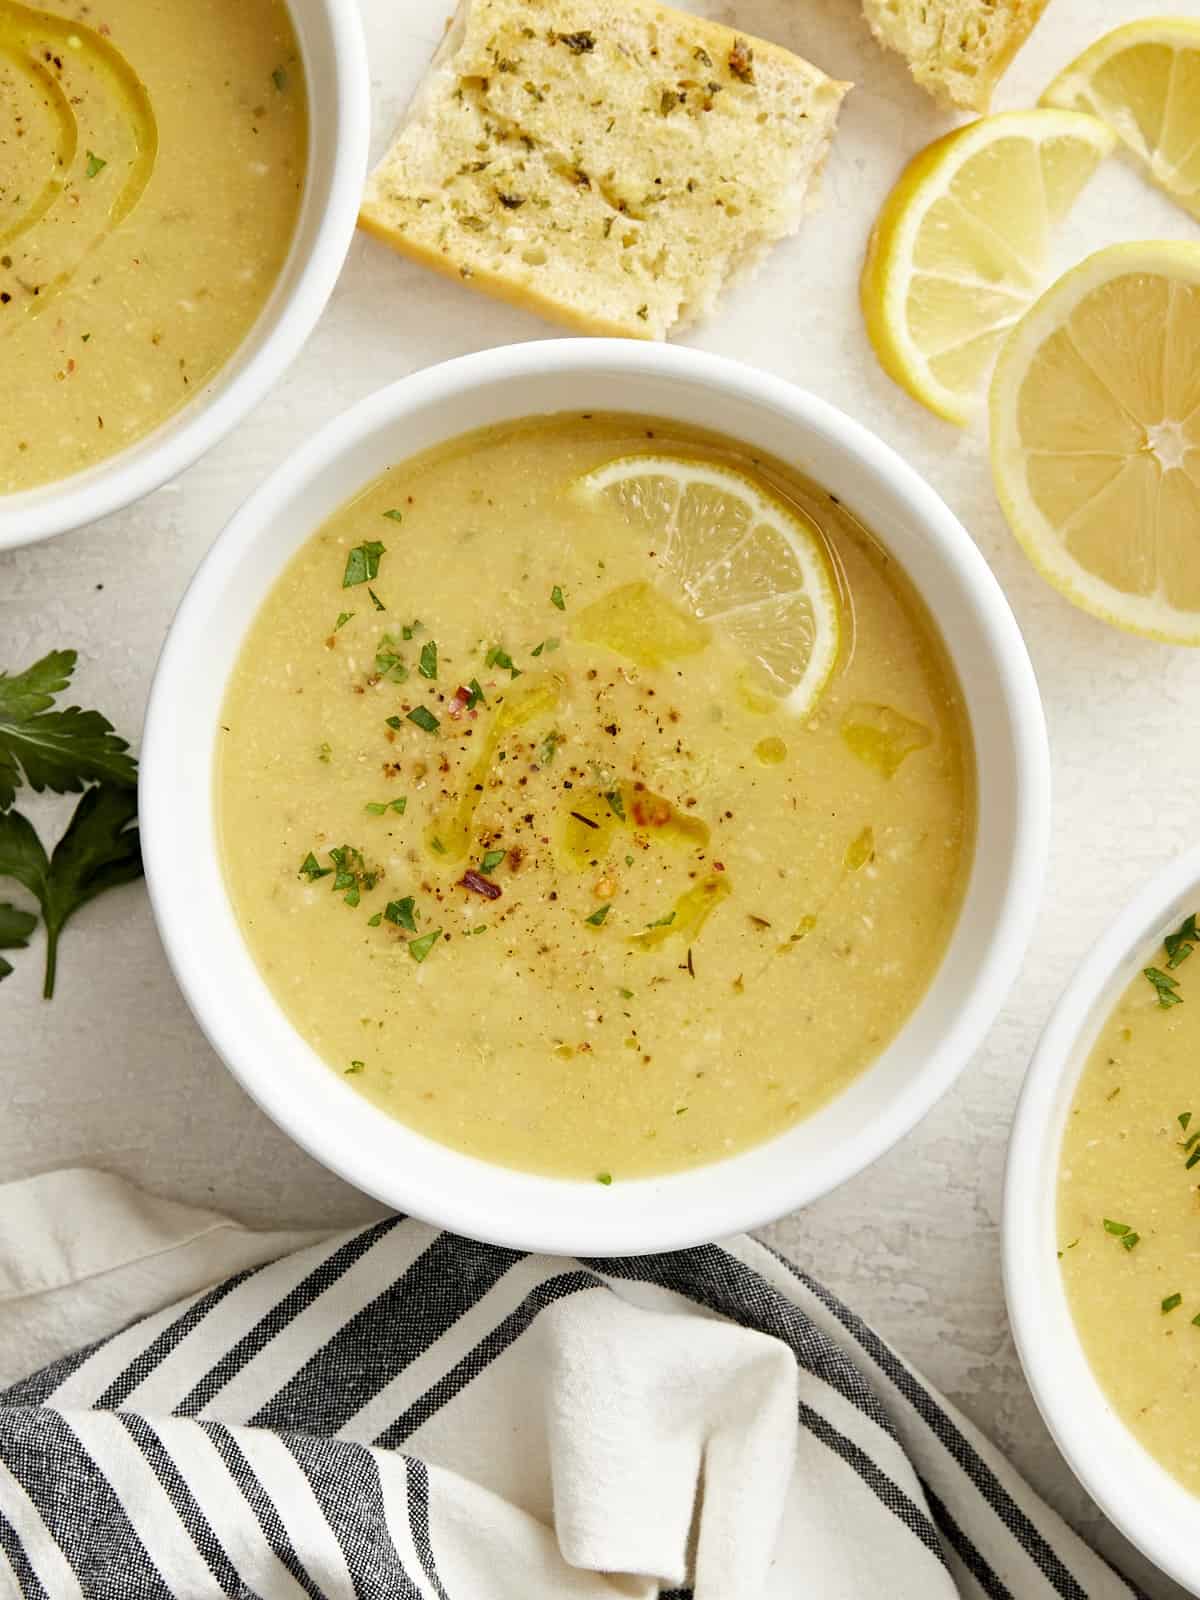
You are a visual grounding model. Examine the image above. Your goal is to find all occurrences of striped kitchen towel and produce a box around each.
[0,1169,1140,1600]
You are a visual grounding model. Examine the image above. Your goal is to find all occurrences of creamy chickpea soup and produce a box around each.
[218,415,975,1181]
[1060,911,1200,1493]
[0,0,307,493]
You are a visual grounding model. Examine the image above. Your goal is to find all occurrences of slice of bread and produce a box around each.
[861,0,1050,110]
[359,0,849,340]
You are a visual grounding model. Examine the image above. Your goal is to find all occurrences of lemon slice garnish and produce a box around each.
[575,454,840,717]
[861,109,1116,424]
[990,240,1200,642]
[1042,19,1200,221]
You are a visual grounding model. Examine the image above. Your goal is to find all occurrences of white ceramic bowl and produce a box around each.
[142,339,1050,1255]
[0,0,369,551]
[1005,847,1200,1597]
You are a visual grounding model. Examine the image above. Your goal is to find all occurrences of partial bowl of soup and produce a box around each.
[142,339,1049,1254]
[1005,846,1200,1597]
[0,0,369,549]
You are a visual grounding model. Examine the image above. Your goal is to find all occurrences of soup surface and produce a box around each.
[218,415,975,1180]
[0,0,307,493]
[1060,912,1200,1493]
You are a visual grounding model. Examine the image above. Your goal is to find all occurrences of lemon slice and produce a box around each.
[575,455,840,716]
[990,240,1200,642]
[1042,19,1200,220]
[861,110,1116,424]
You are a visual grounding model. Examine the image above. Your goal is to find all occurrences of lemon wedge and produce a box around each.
[990,240,1200,642]
[862,110,1116,424]
[1042,19,1200,220]
[574,455,840,716]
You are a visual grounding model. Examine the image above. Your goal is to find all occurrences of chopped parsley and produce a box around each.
[328,844,379,907]
[419,640,438,680]
[368,588,386,612]
[374,636,408,683]
[85,151,106,178]
[550,585,566,610]
[342,540,385,587]
[365,797,406,816]
[596,1171,613,1185]
[1103,1218,1133,1236]
[465,679,487,710]
[530,638,560,657]
[384,897,417,932]
[408,929,442,963]
[1181,1111,1193,1132]
[1144,966,1182,1007]
[334,611,353,631]
[345,1059,365,1075]
[367,912,382,927]
[382,508,404,522]
[586,904,611,926]
[645,911,675,930]
[1165,913,1198,969]
[407,706,439,733]
[1163,1293,1183,1314]
[485,644,521,679]
[606,789,625,820]
[271,65,288,91]
[299,852,331,881]
[401,620,423,640]
[385,716,402,730]
[480,848,506,873]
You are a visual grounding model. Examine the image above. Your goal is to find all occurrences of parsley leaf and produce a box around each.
[0,784,141,998]
[586,903,610,925]
[465,679,486,710]
[1145,966,1182,1007]
[342,540,385,588]
[85,150,106,178]
[0,650,137,809]
[480,848,506,873]
[419,640,438,680]
[384,896,417,932]
[605,789,625,820]
[408,928,442,963]
[407,706,439,733]
[1165,913,1199,970]
[0,901,37,983]
[299,851,332,880]
[382,509,404,522]
[368,588,386,612]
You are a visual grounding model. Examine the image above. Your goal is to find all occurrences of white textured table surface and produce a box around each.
[3,1,1198,1593]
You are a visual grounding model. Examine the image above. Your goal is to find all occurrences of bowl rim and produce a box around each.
[1003,842,1200,1595]
[142,337,1052,1254]
[0,0,370,551]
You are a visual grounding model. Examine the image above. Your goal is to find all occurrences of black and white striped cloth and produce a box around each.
[0,1170,1142,1599]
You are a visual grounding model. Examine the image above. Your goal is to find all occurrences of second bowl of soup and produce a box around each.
[142,340,1049,1253]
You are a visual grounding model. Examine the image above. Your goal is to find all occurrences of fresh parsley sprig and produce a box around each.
[0,651,142,996]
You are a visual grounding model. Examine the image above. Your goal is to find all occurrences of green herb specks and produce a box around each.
[408,929,442,963]
[550,585,566,610]
[407,706,439,734]
[1165,913,1198,969]
[586,904,611,926]
[1145,966,1182,1008]
[85,151,106,178]
[384,897,417,932]
[1163,1292,1183,1314]
[419,640,438,680]
[343,540,385,588]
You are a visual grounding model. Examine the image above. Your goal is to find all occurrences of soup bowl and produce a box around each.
[1005,847,1200,1597]
[0,0,369,552]
[142,339,1050,1255]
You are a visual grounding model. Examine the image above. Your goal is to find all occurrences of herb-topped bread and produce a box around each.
[860,0,1050,110]
[358,0,849,339]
